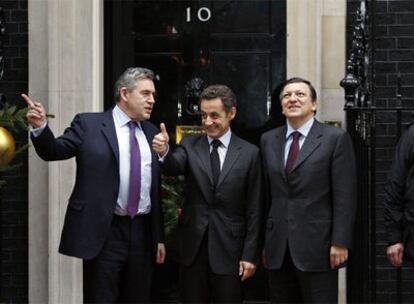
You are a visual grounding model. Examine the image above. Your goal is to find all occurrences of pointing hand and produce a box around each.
[21,94,46,128]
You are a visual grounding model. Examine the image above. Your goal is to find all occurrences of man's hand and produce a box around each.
[21,94,46,128]
[239,261,256,282]
[152,123,169,156]
[156,243,166,264]
[330,245,348,269]
[386,242,404,267]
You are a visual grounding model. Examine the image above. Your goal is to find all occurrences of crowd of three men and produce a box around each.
[23,67,357,303]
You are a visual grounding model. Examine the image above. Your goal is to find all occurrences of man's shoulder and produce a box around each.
[141,120,158,132]
[395,122,414,144]
[76,111,108,120]
[180,134,205,145]
[406,121,414,134]
[313,120,348,137]
[231,134,259,153]
[70,112,109,127]
[261,126,285,141]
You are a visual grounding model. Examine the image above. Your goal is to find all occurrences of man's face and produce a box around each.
[281,82,316,123]
[119,79,156,121]
[200,98,236,139]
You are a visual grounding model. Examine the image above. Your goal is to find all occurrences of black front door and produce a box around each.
[105,0,286,145]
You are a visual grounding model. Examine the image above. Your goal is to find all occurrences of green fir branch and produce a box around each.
[0,162,23,172]
[161,175,185,244]
[0,103,29,131]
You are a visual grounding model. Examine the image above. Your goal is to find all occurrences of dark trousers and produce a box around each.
[268,249,338,304]
[179,233,243,303]
[83,214,153,304]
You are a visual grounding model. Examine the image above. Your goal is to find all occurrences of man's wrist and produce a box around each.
[157,145,170,161]
[31,121,47,137]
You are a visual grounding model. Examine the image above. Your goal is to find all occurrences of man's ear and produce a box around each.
[229,106,237,120]
[120,87,129,102]
[281,101,286,116]
[312,100,317,113]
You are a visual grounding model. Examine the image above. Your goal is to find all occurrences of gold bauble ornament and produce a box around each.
[0,127,16,167]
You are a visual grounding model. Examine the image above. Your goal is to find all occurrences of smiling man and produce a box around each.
[260,77,357,303]
[23,67,165,303]
[153,84,262,303]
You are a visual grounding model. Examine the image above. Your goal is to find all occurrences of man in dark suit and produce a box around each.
[261,77,357,303]
[22,67,165,303]
[384,123,414,267]
[152,84,262,303]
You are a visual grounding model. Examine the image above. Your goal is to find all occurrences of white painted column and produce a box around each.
[28,0,103,303]
[320,0,347,126]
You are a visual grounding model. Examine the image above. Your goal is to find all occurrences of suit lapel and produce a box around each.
[291,120,322,172]
[275,126,287,174]
[101,110,120,164]
[216,134,241,189]
[194,135,214,185]
[265,126,287,175]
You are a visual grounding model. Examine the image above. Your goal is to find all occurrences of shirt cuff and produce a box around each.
[157,145,170,162]
[30,121,47,138]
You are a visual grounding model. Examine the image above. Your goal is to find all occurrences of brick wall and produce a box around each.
[0,0,28,303]
[375,1,414,303]
[347,0,414,302]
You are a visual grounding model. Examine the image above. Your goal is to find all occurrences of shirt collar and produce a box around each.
[286,117,315,139]
[207,128,232,148]
[113,105,141,129]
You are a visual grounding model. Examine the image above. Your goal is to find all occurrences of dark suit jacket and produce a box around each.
[31,110,164,260]
[384,123,414,260]
[261,120,356,272]
[162,133,262,275]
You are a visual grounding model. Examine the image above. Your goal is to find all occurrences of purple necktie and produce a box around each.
[286,131,300,173]
[127,121,141,218]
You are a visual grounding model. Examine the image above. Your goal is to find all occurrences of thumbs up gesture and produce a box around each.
[152,123,169,156]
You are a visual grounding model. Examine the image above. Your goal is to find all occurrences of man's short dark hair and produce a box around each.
[199,84,237,113]
[279,77,317,101]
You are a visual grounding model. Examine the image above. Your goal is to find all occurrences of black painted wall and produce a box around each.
[0,0,28,303]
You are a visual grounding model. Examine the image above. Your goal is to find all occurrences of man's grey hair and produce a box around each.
[114,67,154,102]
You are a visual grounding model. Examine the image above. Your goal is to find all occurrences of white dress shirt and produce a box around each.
[113,105,152,215]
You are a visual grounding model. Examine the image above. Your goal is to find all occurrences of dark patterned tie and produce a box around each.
[127,121,141,218]
[286,131,300,173]
[210,139,221,187]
